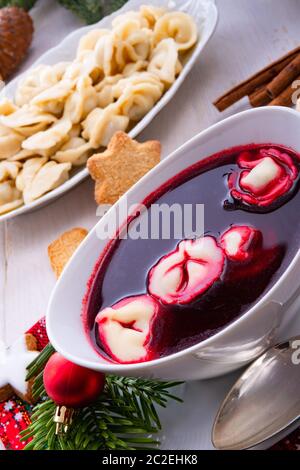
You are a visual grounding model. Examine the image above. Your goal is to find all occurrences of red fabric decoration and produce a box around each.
[26,317,48,351]
[0,399,31,450]
[0,317,48,450]
[0,316,298,450]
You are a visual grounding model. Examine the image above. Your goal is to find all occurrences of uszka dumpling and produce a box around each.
[22,161,71,204]
[0,125,23,159]
[0,180,23,214]
[16,156,47,192]
[96,75,123,108]
[113,16,152,59]
[115,73,164,121]
[113,72,163,95]
[52,137,91,166]
[154,11,197,51]
[113,16,143,40]
[96,295,161,363]
[112,11,149,29]
[115,30,152,70]
[64,51,100,83]
[22,119,72,153]
[139,5,166,29]
[0,161,21,182]
[9,148,38,162]
[15,66,47,106]
[82,105,129,148]
[94,33,116,77]
[64,76,98,124]
[31,79,75,115]
[0,106,57,137]
[32,78,74,106]
[68,124,82,138]
[123,60,148,77]
[15,63,69,107]
[77,29,110,56]
[0,98,18,116]
[148,38,181,85]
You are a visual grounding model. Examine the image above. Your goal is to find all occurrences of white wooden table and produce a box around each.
[1,0,300,452]
[1,0,300,345]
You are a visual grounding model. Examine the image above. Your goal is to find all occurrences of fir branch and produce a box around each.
[23,343,183,450]
[26,343,54,399]
[102,0,128,17]
[0,0,38,9]
[58,0,128,25]
[105,376,183,430]
[26,343,55,380]
[21,376,182,450]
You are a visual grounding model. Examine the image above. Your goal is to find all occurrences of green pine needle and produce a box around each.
[102,0,128,17]
[23,343,183,450]
[57,0,128,24]
[21,378,182,450]
[0,0,38,9]
[26,343,55,380]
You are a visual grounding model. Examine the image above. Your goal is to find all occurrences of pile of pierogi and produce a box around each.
[0,5,197,215]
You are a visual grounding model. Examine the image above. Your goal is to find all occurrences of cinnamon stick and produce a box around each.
[268,75,300,107]
[249,86,271,107]
[248,55,300,107]
[214,46,300,112]
[266,54,300,98]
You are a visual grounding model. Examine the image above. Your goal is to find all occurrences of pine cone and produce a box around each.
[0,6,33,80]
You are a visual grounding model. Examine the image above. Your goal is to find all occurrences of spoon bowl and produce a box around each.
[212,336,300,450]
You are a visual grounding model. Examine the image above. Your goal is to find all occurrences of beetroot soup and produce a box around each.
[83,144,300,364]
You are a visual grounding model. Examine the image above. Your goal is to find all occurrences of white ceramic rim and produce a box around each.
[0,0,218,222]
[47,106,300,373]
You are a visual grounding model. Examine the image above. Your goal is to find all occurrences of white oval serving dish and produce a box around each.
[0,0,218,222]
[47,106,300,381]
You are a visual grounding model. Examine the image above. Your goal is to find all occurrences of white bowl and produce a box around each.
[47,107,300,380]
[0,0,218,222]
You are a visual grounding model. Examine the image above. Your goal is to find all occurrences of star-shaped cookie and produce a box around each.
[0,334,39,404]
[48,227,88,279]
[87,131,161,205]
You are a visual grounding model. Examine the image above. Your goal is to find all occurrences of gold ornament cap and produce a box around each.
[54,406,74,435]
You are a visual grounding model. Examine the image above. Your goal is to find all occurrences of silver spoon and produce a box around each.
[212,336,300,450]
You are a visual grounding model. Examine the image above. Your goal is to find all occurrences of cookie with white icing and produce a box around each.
[0,333,39,404]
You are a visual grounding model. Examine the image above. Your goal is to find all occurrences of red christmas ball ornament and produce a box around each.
[44,352,105,408]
